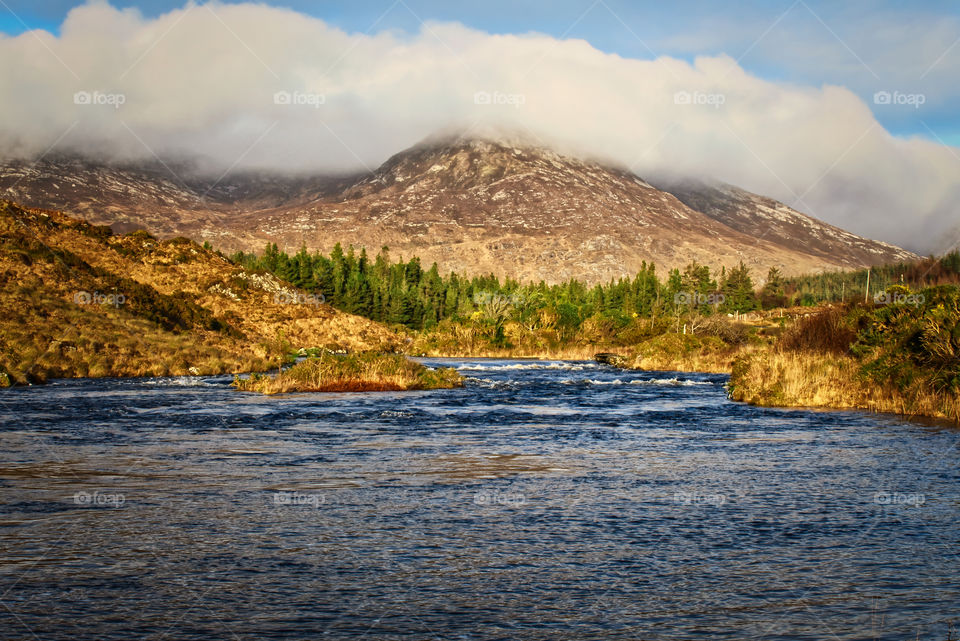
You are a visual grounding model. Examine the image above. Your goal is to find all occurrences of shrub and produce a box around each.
[695,315,750,345]
[779,305,858,354]
[233,352,463,394]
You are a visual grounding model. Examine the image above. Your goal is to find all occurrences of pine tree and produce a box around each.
[721,261,758,313]
[330,243,346,306]
[295,245,314,289]
[760,266,787,309]
[276,253,297,284]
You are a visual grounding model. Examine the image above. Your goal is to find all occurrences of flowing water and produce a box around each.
[0,359,958,640]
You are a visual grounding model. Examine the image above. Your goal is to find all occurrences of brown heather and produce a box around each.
[728,350,960,422]
[729,294,960,423]
[0,200,397,385]
[233,352,463,395]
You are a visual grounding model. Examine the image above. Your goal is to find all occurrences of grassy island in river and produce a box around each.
[232,352,464,394]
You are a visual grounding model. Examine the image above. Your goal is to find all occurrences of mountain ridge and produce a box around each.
[0,136,918,284]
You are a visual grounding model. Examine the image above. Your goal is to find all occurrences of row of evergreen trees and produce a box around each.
[783,252,960,305]
[231,244,790,331]
[230,244,960,331]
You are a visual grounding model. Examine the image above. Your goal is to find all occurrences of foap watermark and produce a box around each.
[473,291,525,307]
[74,291,126,307]
[673,491,726,507]
[273,292,325,306]
[273,491,325,508]
[874,291,924,307]
[674,291,724,306]
[474,90,526,109]
[73,490,125,508]
[674,90,725,109]
[473,490,526,507]
[874,491,926,506]
[873,91,925,109]
[73,90,126,110]
[273,90,325,108]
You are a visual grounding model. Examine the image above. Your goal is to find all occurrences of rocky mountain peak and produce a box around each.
[0,133,918,284]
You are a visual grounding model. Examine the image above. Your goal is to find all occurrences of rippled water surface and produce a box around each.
[1,359,958,640]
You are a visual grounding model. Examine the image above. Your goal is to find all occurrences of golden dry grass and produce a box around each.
[0,200,397,384]
[729,349,960,422]
[414,344,604,360]
[233,353,463,395]
[628,333,744,374]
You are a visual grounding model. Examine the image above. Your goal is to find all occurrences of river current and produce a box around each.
[0,359,957,639]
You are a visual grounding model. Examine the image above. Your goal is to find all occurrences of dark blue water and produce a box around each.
[0,359,958,640]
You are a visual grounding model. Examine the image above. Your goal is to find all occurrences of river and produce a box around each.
[0,359,957,639]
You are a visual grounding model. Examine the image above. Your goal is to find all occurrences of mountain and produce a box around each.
[935,225,960,256]
[0,200,397,384]
[0,136,917,284]
[0,155,349,236]
[651,178,917,269]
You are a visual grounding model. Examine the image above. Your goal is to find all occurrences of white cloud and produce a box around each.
[0,0,957,252]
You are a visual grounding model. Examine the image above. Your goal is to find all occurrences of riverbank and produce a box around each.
[0,200,397,386]
[725,290,960,423]
[416,326,754,375]
[623,333,744,374]
[580,290,960,424]
[727,350,960,421]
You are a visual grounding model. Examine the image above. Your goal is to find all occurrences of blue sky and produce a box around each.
[1,0,959,144]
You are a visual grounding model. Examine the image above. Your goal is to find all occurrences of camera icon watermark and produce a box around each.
[674,291,724,306]
[73,490,125,507]
[473,490,526,506]
[472,291,525,307]
[273,90,325,108]
[474,90,526,109]
[74,290,126,307]
[673,491,726,507]
[273,491,325,508]
[873,90,925,109]
[273,292,325,306]
[73,90,126,110]
[674,90,725,109]
[874,491,925,506]
[874,291,924,307]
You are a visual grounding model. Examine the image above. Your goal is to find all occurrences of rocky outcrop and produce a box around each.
[594,352,627,367]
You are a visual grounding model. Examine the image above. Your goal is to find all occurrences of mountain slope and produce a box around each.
[0,200,397,384]
[0,136,918,284]
[0,156,351,236]
[236,137,916,282]
[653,178,916,268]
[936,225,960,256]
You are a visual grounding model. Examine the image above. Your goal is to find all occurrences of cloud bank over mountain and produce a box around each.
[0,1,957,252]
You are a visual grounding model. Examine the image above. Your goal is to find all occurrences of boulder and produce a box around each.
[594,352,627,368]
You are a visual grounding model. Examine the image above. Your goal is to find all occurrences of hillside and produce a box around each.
[652,178,915,268]
[0,200,397,384]
[0,135,917,284]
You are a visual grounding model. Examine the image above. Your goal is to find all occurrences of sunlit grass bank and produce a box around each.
[728,286,960,422]
[232,352,464,395]
[627,333,745,374]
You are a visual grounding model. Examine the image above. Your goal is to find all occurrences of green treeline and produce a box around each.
[784,252,960,305]
[232,244,763,331]
[230,244,960,331]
